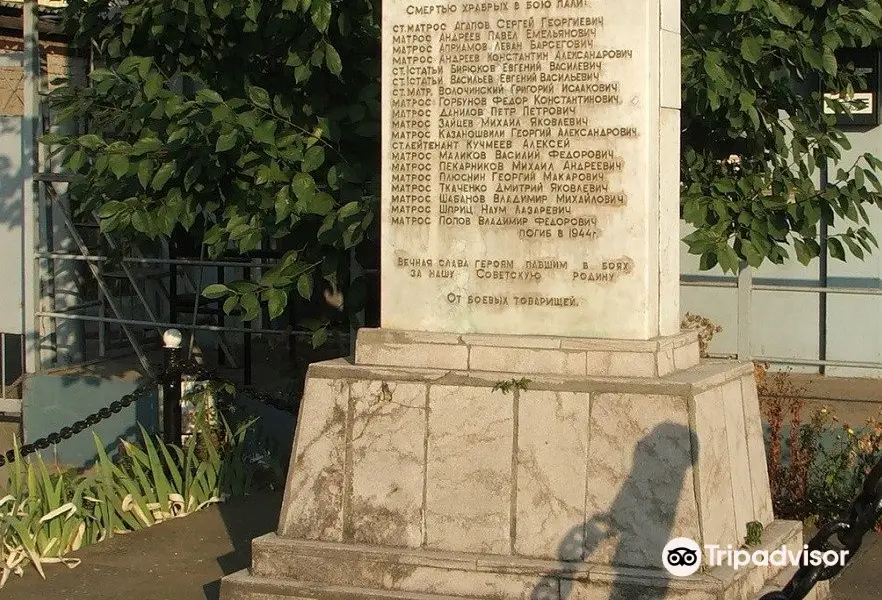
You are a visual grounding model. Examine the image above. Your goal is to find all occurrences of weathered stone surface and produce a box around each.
[425,385,513,554]
[347,380,427,547]
[569,581,718,600]
[356,340,468,371]
[584,393,700,567]
[228,521,817,600]
[354,328,699,377]
[721,378,754,543]
[277,377,348,541]
[515,390,589,559]
[379,0,682,340]
[469,346,586,377]
[741,375,775,526]
[584,350,658,378]
[692,386,738,550]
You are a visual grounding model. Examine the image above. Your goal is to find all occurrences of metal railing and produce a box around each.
[681,262,882,372]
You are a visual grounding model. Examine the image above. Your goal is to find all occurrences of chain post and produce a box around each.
[161,328,184,445]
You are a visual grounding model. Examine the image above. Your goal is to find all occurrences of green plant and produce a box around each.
[802,408,882,526]
[682,0,882,272]
[42,0,380,343]
[745,520,763,546]
[758,363,882,527]
[0,414,278,587]
[492,378,531,395]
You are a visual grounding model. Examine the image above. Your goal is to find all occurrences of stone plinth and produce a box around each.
[223,522,828,600]
[355,328,700,377]
[218,353,828,600]
[272,358,771,559]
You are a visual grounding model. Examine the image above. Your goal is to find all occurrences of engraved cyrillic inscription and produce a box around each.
[383,0,656,331]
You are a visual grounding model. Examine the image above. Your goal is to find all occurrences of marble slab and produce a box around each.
[424,385,513,554]
[347,380,428,547]
[380,0,681,340]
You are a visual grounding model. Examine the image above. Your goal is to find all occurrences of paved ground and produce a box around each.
[0,490,879,600]
[1,492,281,600]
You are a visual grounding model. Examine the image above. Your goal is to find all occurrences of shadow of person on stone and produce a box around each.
[530,422,699,600]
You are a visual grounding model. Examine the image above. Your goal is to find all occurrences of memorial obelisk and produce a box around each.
[221,0,825,598]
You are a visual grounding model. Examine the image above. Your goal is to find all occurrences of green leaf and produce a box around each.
[338,201,360,220]
[132,137,162,154]
[223,296,239,314]
[766,0,795,26]
[703,54,727,84]
[275,186,292,223]
[184,165,200,190]
[843,235,864,259]
[109,154,129,179]
[67,149,85,171]
[78,134,104,149]
[196,89,224,104]
[325,44,342,76]
[248,86,271,109]
[294,65,311,83]
[292,172,315,201]
[273,96,293,119]
[202,284,231,299]
[740,38,762,64]
[312,327,328,349]
[793,239,812,265]
[297,273,314,299]
[306,192,335,215]
[240,292,261,320]
[828,238,846,261]
[97,201,126,218]
[822,47,837,75]
[266,289,288,319]
[131,211,150,234]
[216,131,238,152]
[253,121,276,144]
[338,13,351,35]
[302,146,325,172]
[144,72,163,100]
[311,0,332,32]
[151,161,176,191]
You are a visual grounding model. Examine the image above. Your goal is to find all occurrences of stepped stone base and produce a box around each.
[220,330,819,600]
[354,328,700,378]
[221,521,827,600]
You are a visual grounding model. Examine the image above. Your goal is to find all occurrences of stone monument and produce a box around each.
[221,0,827,598]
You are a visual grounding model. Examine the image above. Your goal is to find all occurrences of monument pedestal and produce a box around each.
[220,329,827,600]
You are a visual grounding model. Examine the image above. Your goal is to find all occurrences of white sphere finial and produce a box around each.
[163,328,183,348]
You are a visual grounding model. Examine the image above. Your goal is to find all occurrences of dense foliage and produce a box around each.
[682,0,882,271]
[41,0,882,332]
[44,0,379,337]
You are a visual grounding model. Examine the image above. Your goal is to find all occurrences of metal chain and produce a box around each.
[0,378,157,468]
[0,358,297,467]
[759,455,882,600]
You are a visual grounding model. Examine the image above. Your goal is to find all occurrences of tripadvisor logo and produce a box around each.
[662,538,702,576]
[662,537,849,577]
